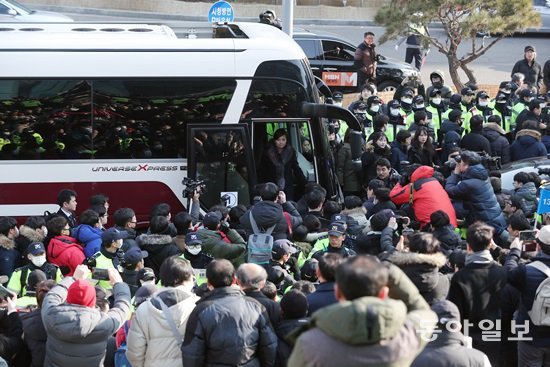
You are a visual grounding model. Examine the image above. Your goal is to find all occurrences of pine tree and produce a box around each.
[375,0,541,89]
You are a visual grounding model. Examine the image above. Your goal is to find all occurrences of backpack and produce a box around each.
[114,321,131,367]
[527,261,550,326]
[247,212,276,265]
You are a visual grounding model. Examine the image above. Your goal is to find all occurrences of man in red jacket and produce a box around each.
[390,165,457,229]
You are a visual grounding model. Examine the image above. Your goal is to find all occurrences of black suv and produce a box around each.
[293,29,420,93]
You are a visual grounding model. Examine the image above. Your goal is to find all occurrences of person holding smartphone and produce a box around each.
[0,291,23,363]
[41,265,130,366]
[505,225,550,366]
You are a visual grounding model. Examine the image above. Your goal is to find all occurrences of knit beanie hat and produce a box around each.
[66,279,96,308]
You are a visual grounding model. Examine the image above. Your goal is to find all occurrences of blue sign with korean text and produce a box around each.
[208,1,234,23]
[537,189,550,214]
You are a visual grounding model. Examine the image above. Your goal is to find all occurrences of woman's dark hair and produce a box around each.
[411,126,435,153]
[159,256,194,287]
[370,131,388,148]
[408,232,441,254]
[395,129,412,144]
[79,209,100,226]
[272,128,288,141]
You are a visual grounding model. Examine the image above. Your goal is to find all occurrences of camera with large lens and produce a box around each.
[445,154,461,170]
[182,177,206,199]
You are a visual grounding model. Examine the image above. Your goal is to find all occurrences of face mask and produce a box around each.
[370,104,380,113]
[187,245,201,255]
[415,104,425,109]
[390,108,400,116]
[334,101,342,107]
[479,101,488,107]
[402,98,413,104]
[432,98,441,105]
[42,226,48,238]
[31,255,47,268]
[526,97,533,103]
[433,81,443,88]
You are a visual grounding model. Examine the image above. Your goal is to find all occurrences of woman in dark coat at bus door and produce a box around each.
[259,128,306,201]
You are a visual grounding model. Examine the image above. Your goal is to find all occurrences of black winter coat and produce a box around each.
[511,58,543,90]
[447,260,507,366]
[411,330,489,367]
[482,123,511,164]
[505,249,550,346]
[460,131,492,155]
[181,286,277,367]
[259,145,306,201]
[388,251,450,305]
[136,234,181,277]
[244,290,281,327]
[390,141,409,174]
[274,318,308,367]
[20,309,47,367]
[306,282,337,316]
[240,201,302,240]
[407,145,437,167]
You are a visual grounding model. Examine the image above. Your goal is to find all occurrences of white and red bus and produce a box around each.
[0,22,361,224]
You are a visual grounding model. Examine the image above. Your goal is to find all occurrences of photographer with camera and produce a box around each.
[390,165,456,230]
[197,210,247,268]
[445,150,508,241]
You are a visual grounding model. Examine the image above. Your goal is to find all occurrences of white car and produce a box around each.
[0,0,73,22]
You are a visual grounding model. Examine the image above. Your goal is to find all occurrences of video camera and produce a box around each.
[182,177,206,199]
[478,152,501,171]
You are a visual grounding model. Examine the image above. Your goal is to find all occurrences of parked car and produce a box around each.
[0,0,73,22]
[500,157,550,191]
[293,29,420,93]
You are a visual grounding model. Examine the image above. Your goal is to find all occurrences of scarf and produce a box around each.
[465,250,493,266]
[266,144,293,190]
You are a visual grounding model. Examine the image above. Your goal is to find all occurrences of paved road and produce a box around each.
[64,11,550,87]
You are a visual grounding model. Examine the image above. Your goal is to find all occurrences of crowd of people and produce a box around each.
[0,34,550,367]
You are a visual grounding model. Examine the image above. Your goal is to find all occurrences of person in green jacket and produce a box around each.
[288,256,437,367]
[197,211,246,267]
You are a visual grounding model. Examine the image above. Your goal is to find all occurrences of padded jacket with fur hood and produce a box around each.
[41,277,131,366]
[15,225,45,260]
[126,286,199,367]
[137,234,180,277]
[388,251,451,305]
[0,234,19,278]
[482,123,511,164]
[510,129,548,161]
